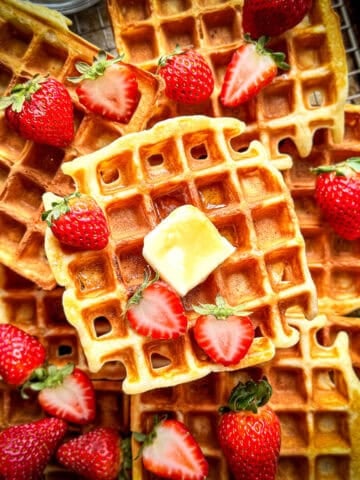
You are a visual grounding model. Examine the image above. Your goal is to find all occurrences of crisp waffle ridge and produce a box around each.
[44,115,317,394]
[0,0,160,290]
[107,0,348,169]
[282,104,360,316]
[131,313,360,480]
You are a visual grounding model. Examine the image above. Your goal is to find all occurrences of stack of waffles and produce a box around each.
[1,0,360,479]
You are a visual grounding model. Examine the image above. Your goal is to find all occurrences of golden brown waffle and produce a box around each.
[0,262,130,478]
[0,0,159,290]
[107,0,348,169]
[131,313,360,480]
[282,104,360,316]
[43,115,317,394]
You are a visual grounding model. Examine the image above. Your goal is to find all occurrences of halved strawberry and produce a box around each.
[24,363,96,425]
[126,270,187,339]
[220,35,289,107]
[193,295,254,366]
[135,417,209,480]
[68,50,140,124]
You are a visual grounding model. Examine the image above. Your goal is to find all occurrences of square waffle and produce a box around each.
[0,0,160,290]
[106,0,348,170]
[281,104,360,316]
[131,313,360,480]
[43,115,317,394]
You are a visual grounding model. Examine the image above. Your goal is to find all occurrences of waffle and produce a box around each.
[43,115,317,394]
[131,313,360,480]
[0,262,130,478]
[0,0,160,290]
[282,104,360,316]
[107,0,348,170]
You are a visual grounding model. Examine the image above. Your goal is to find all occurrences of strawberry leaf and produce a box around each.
[311,157,360,176]
[193,295,251,320]
[219,378,272,414]
[68,50,125,83]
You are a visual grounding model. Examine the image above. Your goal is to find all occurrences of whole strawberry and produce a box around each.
[68,50,140,124]
[312,157,360,241]
[56,427,122,480]
[158,46,214,104]
[218,378,281,480]
[42,192,110,250]
[0,75,74,147]
[0,417,67,480]
[0,323,46,386]
[243,0,313,38]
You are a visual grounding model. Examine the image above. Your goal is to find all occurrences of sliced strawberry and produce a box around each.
[220,36,289,107]
[25,364,96,425]
[193,296,254,366]
[135,418,209,480]
[68,51,140,124]
[126,270,187,339]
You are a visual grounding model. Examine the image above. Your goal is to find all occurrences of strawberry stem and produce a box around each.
[21,363,75,398]
[158,44,184,68]
[219,378,272,414]
[193,295,251,320]
[42,192,81,226]
[244,34,290,71]
[0,74,47,112]
[133,415,164,460]
[125,268,159,310]
[68,50,125,83]
[119,437,132,480]
[311,157,360,176]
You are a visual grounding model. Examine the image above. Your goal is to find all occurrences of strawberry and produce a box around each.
[42,192,110,250]
[218,378,281,480]
[134,417,209,480]
[56,427,122,480]
[243,0,313,39]
[126,270,187,339]
[23,363,96,425]
[220,36,289,107]
[193,295,254,366]
[0,417,67,480]
[158,46,214,104]
[311,157,360,241]
[68,50,140,123]
[0,323,46,386]
[0,75,74,148]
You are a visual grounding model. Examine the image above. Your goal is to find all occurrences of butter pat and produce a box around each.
[143,205,236,296]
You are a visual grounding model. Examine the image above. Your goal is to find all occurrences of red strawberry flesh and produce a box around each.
[127,277,187,339]
[140,419,209,480]
[37,366,96,424]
